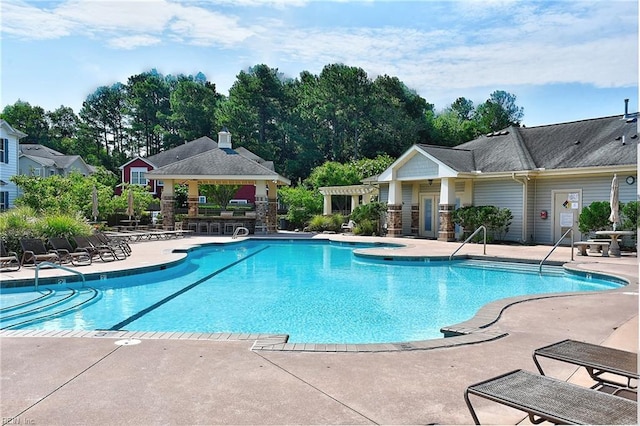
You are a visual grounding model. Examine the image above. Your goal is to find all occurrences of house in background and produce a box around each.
[0,119,27,210]
[118,130,278,204]
[376,102,638,244]
[19,144,95,177]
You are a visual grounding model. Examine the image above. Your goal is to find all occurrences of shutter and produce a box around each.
[4,139,8,163]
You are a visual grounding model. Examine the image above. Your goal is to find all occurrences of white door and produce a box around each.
[553,190,581,244]
[419,194,438,238]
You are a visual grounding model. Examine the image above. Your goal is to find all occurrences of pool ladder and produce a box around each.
[232,226,250,239]
[449,226,486,261]
[35,262,86,292]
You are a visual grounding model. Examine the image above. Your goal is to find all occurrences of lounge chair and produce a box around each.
[341,219,356,232]
[72,235,120,262]
[19,238,60,266]
[89,234,128,258]
[48,237,92,266]
[464,369,637,425]
[94,231,131,256]
[0,240,21,271]
[533,339,638,389]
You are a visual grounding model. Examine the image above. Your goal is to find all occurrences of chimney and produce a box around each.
[218,127,232,149]
[624,99,629,117]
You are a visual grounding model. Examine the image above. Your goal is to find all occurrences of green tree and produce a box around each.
[278,186,323,228]
[47,106,79,152]
[126,70,171,156]
[0,100,49,144]
[164,77,222,145]
[200,184,242,208]
[475,90,524,133]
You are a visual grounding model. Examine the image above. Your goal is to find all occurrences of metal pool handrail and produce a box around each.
[232,226,250,239]
[539,228,574,273]
[449,225,486,261]
[35,262,86,292]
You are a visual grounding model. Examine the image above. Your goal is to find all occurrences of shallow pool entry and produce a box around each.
[0,240,625,344]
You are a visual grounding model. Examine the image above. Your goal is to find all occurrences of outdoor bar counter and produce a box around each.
[184,214,258,235]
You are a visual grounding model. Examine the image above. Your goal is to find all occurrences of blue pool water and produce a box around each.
[0,240,624,343]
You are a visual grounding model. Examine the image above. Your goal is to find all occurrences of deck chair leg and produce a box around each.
[463,390,481,425]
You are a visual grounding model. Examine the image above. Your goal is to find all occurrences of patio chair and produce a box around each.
[94,231,131,256]
[0,240,21,271]
[19,238,60,266]
[533,339,638,390]
[341,219,356,233]
[464,369,637,425]
[72,235,120,262]
[48,237,92,266]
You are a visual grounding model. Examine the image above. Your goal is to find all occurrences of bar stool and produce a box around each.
[197,221,209,234]
[187,221,198,234]
[224,222,235,234]
[208,222,221,235]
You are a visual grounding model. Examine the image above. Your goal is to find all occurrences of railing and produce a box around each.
[232,227,250,239]
[539,228,574,273]
[449,226,486,261]
[35,262,86,292]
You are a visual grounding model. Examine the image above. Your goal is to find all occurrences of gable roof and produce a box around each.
[456,115,637,173]
[0,119,27,138]
[19,144,90,171]
[145,147,290,184]
[146,136,218,168]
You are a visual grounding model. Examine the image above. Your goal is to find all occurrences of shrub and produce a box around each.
[452,205,512,242]
[350,202,387,236]
[621,201,638,230]
[307,215,342,232]
[34,213,93,240]
[353,219,377,236]
[578,201,611,233]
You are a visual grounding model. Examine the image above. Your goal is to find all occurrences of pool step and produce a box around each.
[457,259,564,275]
[0,287,101,330]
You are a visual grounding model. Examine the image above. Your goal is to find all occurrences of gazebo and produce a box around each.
[145,129,290,234]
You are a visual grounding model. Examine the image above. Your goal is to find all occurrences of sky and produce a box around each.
[1,0,638,127]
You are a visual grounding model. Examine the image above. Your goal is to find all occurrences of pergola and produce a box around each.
[145,130,290,233]
[318,184,379,215]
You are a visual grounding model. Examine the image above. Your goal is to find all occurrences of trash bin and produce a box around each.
[279,218,289,230]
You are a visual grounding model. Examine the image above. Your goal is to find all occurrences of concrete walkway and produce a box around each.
[1,234,637,424]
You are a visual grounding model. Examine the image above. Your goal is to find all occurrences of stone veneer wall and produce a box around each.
[438,204,455,241]
[161,194,175,229]
[410,204,419,236]
[267,200,278,233]
[255,196,268,234]
[386,204,403,237]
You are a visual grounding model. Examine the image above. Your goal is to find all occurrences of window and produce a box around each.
[0,191,8,211]
[0,138,7,163]
[130,167,148,186]
[31,168,41,177]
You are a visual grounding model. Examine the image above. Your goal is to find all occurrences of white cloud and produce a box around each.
[108,35,162,50]
[1,0,76,39]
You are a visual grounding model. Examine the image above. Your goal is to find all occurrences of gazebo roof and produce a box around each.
[145,147,290,185]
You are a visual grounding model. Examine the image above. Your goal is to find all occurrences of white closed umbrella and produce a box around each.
[608,174,620,230]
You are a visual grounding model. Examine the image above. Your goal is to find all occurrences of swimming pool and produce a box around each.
[0,240,624,343]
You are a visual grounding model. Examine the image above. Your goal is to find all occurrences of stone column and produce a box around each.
[187,181,199,217]
[438,204,455,241]
[411,204,419,236]
[350,194,360,213]
[267,181,278,233]
[161,179,175,229]
[386,204,403,237]
[438,177,456,241]
[385,180,403,237]
[255,180,268,234]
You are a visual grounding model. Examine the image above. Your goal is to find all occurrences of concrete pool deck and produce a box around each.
[1,234,638,424]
